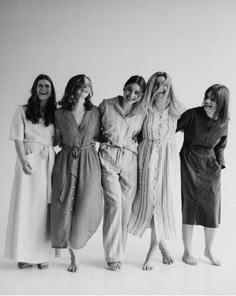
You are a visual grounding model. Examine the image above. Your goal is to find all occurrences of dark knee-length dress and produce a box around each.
[176,107,228,228]
[51,107,103,249]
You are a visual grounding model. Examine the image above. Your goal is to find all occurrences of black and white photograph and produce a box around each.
[0,0,235,294]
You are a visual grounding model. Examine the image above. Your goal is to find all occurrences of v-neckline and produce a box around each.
[71,110,87,130]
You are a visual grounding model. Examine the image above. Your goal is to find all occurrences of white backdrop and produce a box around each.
[0,0,235,261]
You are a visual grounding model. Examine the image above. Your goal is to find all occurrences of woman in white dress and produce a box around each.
[128,72,185,270]
[5,74,57,269]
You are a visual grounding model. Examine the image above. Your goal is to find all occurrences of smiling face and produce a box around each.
[36,79,52,101]
[123,83,142,104]
[203,91,217,118]
[74,77,91,99]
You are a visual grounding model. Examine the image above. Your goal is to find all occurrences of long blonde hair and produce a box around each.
[141,72,185,118]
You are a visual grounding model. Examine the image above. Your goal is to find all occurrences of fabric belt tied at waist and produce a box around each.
[62,144,92,159]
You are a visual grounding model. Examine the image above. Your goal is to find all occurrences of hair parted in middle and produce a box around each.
[59,74,93,111]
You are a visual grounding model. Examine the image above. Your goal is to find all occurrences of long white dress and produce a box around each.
[5,106,55,263]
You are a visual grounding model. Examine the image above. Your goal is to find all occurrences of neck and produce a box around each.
[73,98,86,113]
[40,100,47,114]
[119,97,133,115]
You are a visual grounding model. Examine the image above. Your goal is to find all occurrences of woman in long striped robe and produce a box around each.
[128,72,185,270]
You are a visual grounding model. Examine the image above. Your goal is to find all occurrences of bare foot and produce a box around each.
[182,252,198,265]
[204,249,221,266]
[68,248,78,272]
[107,261,121,271]
[142,257,155,270]
[142,242,158,271]
[159,244,174,265]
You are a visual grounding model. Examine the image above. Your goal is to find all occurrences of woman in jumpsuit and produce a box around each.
[128,72,185,270]
[51,74,103,272]
[99,75,146,271]
[5,74,57,269]
[176,84,229,266]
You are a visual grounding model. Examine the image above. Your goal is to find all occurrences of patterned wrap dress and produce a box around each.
[5,105,55,263]
[99,96,145,263]
[51,106,103,249]
[176,107,228,227]
[128,107,182,240]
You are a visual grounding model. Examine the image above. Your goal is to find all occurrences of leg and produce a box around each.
[120,150,138,257]
[182,223,198,265]
[67,247,78,272]
[204,227,221,266]
[102,169,123,269]
[159,240,174,264]
[143,225,158,270]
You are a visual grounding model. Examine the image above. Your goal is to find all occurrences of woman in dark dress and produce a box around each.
[51,75,103,272]
[176,84,229,266]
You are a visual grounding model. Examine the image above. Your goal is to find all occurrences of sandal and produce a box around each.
[17,262,33,269]
[37,262,49,269]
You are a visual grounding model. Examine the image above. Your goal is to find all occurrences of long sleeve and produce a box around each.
[214,124,228,169]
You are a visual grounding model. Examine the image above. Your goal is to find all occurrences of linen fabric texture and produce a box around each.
[51,107,103,249]
[176,107,228,227]
[5,106,55,263]
[128,107,182,240]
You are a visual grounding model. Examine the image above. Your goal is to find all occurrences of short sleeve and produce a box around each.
[9,106,25,141]
[176,108,193,132]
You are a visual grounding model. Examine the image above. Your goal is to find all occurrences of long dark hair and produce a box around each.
[205,84,230,126]
[59,74,93,111]
[25,74,57,126]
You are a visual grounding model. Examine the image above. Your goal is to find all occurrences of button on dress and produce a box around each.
[51,107,103,249]
[176,107,228,227]
[128,108,182,240]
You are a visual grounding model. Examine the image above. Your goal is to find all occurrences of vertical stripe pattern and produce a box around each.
[128,108,182,240]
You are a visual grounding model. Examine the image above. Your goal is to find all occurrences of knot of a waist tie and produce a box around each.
[40,145,49,159]
[72,146,80,159]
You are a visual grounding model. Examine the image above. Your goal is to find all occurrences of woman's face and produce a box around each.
[123,83,142,104]
[74,77,91,99]
[203,91,217,117]
[152,75,167,95]
[36,79,52,101]
[152,75,168,106]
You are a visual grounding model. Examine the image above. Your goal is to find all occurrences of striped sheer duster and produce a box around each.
[128,107,182,240]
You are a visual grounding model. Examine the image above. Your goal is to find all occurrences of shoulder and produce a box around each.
[14,105,26,118]
[91,105,100,116]
[100,96,119,106]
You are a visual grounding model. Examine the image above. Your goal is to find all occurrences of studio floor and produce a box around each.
[0,202,236,295]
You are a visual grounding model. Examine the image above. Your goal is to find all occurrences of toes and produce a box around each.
[182,255,198,265]
[163,257,174,265]
[107,262,121,271]
[67,264,78,272]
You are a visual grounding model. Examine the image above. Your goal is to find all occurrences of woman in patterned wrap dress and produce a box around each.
[51,74,103,272]
[176,84,229,266]
[128,72,185,270]
[5,74,57,269]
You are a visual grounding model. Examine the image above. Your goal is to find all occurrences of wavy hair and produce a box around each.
[25,74,57,126]
[141,72,185,118]
[59,74,93,111]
